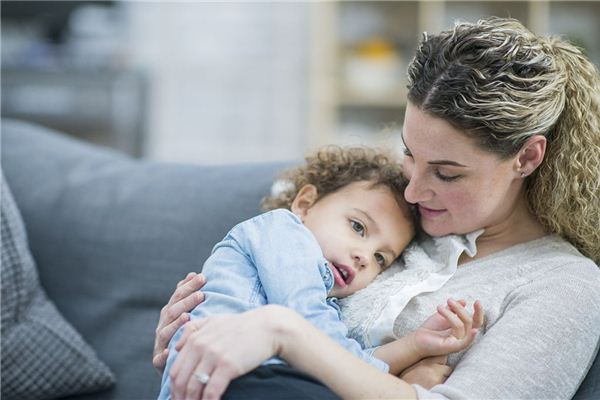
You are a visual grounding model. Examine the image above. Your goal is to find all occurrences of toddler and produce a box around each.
[159,146,479,398]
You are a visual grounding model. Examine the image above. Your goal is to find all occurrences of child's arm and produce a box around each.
[374,298,483,375]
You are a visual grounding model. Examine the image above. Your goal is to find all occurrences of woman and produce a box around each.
[154,18,600,400]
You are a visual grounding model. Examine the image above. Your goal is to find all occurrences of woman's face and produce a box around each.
[401,102,523,237]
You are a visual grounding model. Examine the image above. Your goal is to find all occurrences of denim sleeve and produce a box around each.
[232,209,389,372]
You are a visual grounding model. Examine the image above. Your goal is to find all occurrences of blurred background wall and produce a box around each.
[2,1,599,164]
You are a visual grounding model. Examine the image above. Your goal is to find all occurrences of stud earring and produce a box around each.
[520,170,528,178]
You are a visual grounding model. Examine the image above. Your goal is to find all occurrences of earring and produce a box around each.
[520,170,528,178]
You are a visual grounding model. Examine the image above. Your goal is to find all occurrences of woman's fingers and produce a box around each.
[439,364,453,378]
[184,360,216,400]
[201,361,238,400]
[176,318,207,351]
[153,312,190,374]
[152,349,169,375]
[167,274,206,311]
[177,272,197,288]
[171,333,207,400]
[427,355,448,364]
[153,273,206,374]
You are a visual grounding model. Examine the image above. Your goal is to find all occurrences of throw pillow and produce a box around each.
[0,174,115,400]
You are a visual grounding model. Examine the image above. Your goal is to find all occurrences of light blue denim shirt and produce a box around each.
[159,209,388,399]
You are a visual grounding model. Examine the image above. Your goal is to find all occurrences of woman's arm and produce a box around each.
[415,267,600,400]
[172,305,417,400]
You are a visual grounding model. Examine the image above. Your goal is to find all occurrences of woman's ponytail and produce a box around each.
[529,37,600,265]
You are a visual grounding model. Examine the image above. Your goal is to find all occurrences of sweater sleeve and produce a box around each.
[414,262,600,400]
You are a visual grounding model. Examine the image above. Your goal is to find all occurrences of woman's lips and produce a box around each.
[418,204,447,219]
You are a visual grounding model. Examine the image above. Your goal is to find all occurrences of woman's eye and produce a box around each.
[435,170,461,182]
[350,220,365,237]
[375,253,386,268]
[403,148,413,157]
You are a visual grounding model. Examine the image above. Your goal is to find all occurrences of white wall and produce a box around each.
[124,2,310,164]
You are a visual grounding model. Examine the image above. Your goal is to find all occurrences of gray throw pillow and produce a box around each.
[0,175,115,400]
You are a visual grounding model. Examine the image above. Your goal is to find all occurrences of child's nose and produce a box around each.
[352,252,368,269]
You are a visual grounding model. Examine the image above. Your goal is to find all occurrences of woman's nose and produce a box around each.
[404,170,432,204]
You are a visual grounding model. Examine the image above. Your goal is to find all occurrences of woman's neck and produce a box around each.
[459,194,547,265]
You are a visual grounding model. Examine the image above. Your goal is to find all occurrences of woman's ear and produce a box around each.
[291,185,319,220]
[516,135,547,178]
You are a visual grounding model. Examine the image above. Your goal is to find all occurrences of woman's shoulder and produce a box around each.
[508,235,600,300]
[473,234,599,291]
[524,235,598,271]
[483,234,597,270]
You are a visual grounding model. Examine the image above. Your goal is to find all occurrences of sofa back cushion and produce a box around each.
[1,119,289,399]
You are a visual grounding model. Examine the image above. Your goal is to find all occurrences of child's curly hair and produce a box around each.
[261,145,415,223]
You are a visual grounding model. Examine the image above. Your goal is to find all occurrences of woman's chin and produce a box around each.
[420,220,456,237]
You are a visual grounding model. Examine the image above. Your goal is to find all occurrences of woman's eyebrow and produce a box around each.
[401,132,468,168]
[428,160,468,167]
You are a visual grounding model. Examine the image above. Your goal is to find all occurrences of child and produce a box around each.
[159,146,480,398]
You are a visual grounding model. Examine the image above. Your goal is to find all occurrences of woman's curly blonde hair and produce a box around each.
[407,17,600,264]
[261,146,414,223]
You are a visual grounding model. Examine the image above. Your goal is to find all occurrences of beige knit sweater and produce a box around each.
[340,235,600,400]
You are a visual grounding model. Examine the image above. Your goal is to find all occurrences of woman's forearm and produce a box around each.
[270,305,417,399]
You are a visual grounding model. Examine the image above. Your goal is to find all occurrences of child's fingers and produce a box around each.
[445,327,479,353]
[447,298,473,334]
[472,300,484,330]
[437,304,465,339]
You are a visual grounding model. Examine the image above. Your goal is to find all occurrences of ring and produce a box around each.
[194,371,210,385]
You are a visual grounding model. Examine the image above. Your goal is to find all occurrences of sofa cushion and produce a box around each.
[0,173,115,400]
[1,119,289,399]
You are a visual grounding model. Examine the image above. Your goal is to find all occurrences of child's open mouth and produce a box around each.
[330,263,354,287]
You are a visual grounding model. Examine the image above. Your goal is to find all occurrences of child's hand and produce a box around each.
[412,298,483,358]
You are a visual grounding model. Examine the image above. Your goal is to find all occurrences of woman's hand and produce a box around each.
[413,299,484,357]
[153,272,206,375]
[399,355,452,389]
[169,305,286,400]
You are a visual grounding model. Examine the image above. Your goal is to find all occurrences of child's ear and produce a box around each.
[291,185,318,220]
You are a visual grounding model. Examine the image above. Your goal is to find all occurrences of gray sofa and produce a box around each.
[1,119,598,400]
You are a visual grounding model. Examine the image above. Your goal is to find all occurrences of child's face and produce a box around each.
[292,181,414,298]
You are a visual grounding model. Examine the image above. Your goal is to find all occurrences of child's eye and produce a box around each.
[403,148,412,157]
[375,253,386,268]
[350,220,365,237]
[435,169,461,182]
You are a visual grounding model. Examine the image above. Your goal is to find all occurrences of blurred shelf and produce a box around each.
[338,84,408,109]
[1,68,148,157]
